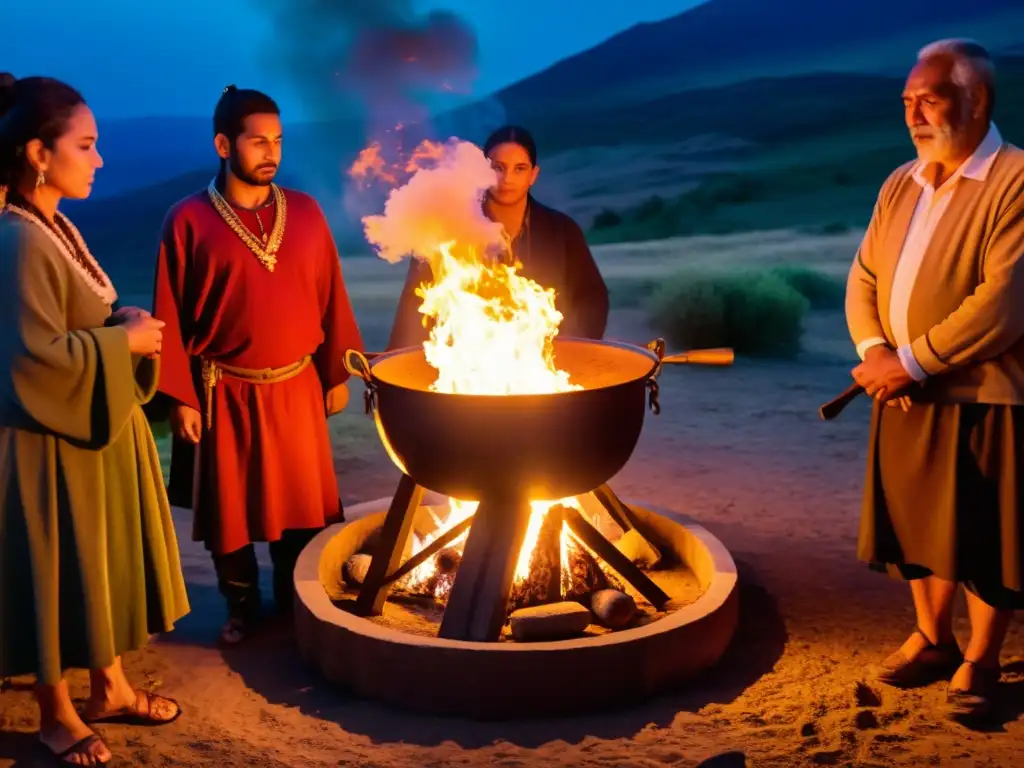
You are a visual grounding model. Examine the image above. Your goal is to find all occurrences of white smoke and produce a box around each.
[361,137,505,264]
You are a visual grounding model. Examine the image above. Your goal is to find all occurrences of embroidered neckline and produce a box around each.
[206,180,286,272]
[2,205,118,305]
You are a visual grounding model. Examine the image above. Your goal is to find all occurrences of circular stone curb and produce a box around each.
[294,493,739,720]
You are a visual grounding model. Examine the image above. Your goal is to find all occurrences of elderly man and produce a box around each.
[847,38,1024,721]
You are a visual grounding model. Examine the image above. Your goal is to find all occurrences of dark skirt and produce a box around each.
[859,400,1024,610]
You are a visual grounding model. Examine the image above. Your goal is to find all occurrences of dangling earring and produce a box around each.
[35,169,45,189]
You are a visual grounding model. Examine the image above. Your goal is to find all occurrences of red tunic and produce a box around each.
[152,187,364,555]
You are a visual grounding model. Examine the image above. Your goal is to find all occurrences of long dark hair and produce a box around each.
[0,73,86,199]
[483,125,538,166]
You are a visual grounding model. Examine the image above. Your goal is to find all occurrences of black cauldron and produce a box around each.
[344,338,669,501]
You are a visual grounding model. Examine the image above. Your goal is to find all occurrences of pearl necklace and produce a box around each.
[2,204,118,306]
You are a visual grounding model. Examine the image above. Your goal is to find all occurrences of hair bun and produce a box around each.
[0,73,16,113]
[223,84,237,94]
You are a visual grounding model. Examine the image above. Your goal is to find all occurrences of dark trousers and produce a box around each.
[212,528,320,621]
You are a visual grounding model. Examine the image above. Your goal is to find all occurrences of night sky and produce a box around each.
[5,0,705,119]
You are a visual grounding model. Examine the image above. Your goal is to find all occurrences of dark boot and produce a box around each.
[269,528,320,618]
[212,544,262,643]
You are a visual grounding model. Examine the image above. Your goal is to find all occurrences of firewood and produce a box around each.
[590,589,637,629]
[615,529,662,569]
[509,602,592,641]
[508,506,563,612]
[343,553,372,586]
[563,542,608,601]
[360,528,414,560]
[562,506,670,609]
[425,547,462,601]
[436,546,461,573]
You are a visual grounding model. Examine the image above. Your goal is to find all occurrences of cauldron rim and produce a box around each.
[366,336,661,398]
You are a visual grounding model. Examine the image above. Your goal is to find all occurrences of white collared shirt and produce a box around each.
[857,123,1004,379]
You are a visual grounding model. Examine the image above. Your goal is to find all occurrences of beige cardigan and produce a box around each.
[846,144,1024,404]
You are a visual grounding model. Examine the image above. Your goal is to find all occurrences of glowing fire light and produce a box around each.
[354,137,591,599]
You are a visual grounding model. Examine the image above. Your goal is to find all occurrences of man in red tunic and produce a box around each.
[152,86,364,643]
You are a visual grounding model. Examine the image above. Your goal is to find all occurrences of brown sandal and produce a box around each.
[875,626,963,689]
[83,689,182,726]
[41,732,111,765]
[946,659,1001,721]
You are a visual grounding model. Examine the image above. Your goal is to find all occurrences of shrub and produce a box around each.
[634,195,667,221]
[592,208,622,229]
[648,269,810,358]
[768,264,845,310]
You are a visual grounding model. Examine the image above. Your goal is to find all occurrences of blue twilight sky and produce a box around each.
[5,0,705,120]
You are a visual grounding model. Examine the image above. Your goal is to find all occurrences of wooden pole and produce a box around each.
[438,492,533,642]
[353,474,424,616]
[562,506,670,609]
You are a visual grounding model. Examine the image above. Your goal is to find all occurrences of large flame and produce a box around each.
[355,137,587,598]
[420,242,577,395]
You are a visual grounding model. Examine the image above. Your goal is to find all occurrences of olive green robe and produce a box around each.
[0,214,189,685]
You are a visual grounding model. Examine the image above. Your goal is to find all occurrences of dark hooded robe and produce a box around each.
[387,195,609,350]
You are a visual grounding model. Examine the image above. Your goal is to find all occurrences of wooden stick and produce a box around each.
[819,382,864,420]
[562,507,670,609]
[592,484,668,553]
[662,348,734,366]
[353,474,424,616]
[591,484,634,532]
[382,514,475,586]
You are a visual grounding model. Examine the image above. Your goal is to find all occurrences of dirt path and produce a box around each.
[3,309,1023,767]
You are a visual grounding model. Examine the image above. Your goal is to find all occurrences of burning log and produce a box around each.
[563,540,610,601]
[508,506,563,612]
[344,553,372,586]
[615,529,662,569]
[590,589,637,629]
[422,547,462,601]
[506,504,632,616]
[383,514,475,586]
[508,602,592,642]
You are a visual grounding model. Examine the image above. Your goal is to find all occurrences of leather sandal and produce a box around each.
[83,689,182,726]
[946,659,1001,721]
[40,732,111,765]
[874,626,963,689]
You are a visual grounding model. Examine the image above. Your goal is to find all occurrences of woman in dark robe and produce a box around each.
[0,75,189,765]
[387,125,609,350]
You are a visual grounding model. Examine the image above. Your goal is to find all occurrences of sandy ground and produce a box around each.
[4,231,1024,767]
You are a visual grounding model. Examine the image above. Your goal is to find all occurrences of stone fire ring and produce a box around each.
[294,493,739,720]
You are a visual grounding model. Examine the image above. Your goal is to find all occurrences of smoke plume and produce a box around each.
[361,138,503,264]
[251,0,479,137]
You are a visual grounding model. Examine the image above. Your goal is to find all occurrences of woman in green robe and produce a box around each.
[0,75,190,764]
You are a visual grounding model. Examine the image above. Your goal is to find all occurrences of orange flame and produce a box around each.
[356,138,592,599]
[348,138,449,191]
[348,143,398,187]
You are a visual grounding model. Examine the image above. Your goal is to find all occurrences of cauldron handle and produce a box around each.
[344,349,378,414]
[644,338,666,415]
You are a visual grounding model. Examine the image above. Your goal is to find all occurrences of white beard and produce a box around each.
[912,122,959,165]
